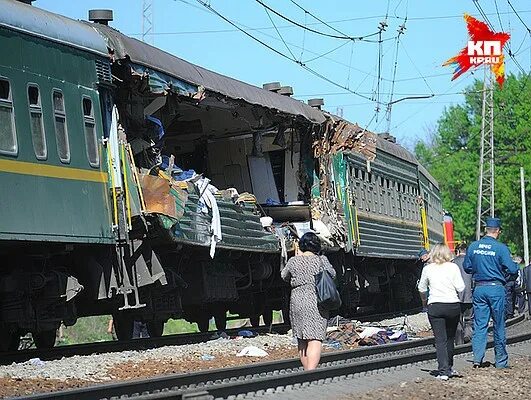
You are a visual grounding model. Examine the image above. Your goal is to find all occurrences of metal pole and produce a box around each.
[476,69,488,239]
[489,84,495,217]
[521,167,529,266]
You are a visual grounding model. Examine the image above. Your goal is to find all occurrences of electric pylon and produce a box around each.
[142,0,154,45]
[475,68,495,239]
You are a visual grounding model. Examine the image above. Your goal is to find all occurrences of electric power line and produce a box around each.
[194,0,376,102]
[254,0,380,41]
[507,0,531,33]
[288,0,354,39]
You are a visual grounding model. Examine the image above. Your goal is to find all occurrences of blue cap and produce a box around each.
[418,249,429,257]
[485,217,501,228]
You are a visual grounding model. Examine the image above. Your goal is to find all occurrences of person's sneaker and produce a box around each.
[435,374,449,381]
[473,363,481,369]
[449,369,461,377]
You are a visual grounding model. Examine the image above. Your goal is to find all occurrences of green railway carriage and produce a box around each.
[0,0,122,349]
[0,1,112,243]
[0,0,446,350]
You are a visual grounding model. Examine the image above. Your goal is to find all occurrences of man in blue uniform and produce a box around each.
[464,217,518,368]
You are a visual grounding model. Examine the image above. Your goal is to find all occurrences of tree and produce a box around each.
[415,73,531,252]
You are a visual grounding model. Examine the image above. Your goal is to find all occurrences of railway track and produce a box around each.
[0,307,423,365]
[19,319,531,400]
[0,324,290,366]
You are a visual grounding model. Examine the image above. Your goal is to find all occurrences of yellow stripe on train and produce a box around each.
[0,159,108,183]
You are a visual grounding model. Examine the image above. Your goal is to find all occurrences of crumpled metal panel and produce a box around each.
[314,116,377,159]
[88,23,325,124]
[153,193,280,253]
[0,0,108,56]
[140,174,178,218]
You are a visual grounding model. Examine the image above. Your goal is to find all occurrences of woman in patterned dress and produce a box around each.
[281,232,336,370]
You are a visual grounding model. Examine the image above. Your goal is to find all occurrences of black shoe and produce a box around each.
[473,363,481,369]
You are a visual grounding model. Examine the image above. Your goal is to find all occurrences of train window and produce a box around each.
[53,90,70,163]
[0,78,17,155]
[82,97,99,167]
[27,85,47,160]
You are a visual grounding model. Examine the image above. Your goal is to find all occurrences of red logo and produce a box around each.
[443,14,510,87]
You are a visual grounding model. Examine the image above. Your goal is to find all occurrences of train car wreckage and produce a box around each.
[88,21,440,331]
[0,1,442,346]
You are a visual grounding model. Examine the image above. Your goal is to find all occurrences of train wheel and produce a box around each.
[8,332,21,351]
[147,320,165,337]
[0,328,20,352]
[250,315,260,327]
[263,308,273,327]
[213,311,227,331]
[33,330,56,349]
[281,305,290,325]
[197,316,210,333]
[113,314,134,341]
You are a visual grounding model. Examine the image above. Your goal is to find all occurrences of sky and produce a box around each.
[35,0,531,150]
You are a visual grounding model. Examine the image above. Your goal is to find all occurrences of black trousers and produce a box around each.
[455,303,474,345]
[428,302,461,374]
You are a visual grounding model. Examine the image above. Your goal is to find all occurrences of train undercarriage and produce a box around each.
[0,235,421,351]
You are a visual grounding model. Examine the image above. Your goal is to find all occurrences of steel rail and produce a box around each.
[20,315,528,400]
[20,336,437,400]
[0,306,425,365]
[0,324,290,365]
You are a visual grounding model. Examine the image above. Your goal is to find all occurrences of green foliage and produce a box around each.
[57,315,112,345]
[415,73,531,252]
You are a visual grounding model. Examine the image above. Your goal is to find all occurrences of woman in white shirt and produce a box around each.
[418,243,465,380]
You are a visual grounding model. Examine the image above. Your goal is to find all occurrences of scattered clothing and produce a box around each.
[236,346,268,357]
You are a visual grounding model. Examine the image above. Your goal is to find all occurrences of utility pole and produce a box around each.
[475,67,495,239]
[142,0,154,45]
[521,167,529,266]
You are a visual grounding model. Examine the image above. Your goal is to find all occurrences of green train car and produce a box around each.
[0,0,445,350]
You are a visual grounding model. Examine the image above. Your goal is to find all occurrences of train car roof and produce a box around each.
[88,23,325,124]
[0,0,108,56]
[375,135,439,189]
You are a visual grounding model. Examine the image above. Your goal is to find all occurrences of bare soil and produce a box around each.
[348,355,531,400]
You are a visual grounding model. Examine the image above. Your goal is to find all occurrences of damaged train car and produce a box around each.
[0,0,444,349]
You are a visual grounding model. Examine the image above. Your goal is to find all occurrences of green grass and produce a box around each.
[57,315,112,346]
[54,311,286,345]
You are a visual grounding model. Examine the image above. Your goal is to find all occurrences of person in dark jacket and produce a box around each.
[505,256,521,319]
[453,242,473,344]
[464,217,518,368]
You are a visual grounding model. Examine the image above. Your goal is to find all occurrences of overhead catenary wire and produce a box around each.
[507,0,531,33]
[254,0,380,41]
[138,7,531,36]
[473,0,527,75]
[171,0,404,85]
[385,17,407,132]
[261,3,297,60]
[194,0,376,102]
[288,0,353,39]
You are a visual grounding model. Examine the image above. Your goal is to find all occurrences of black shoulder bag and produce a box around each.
[315,258,342,311]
